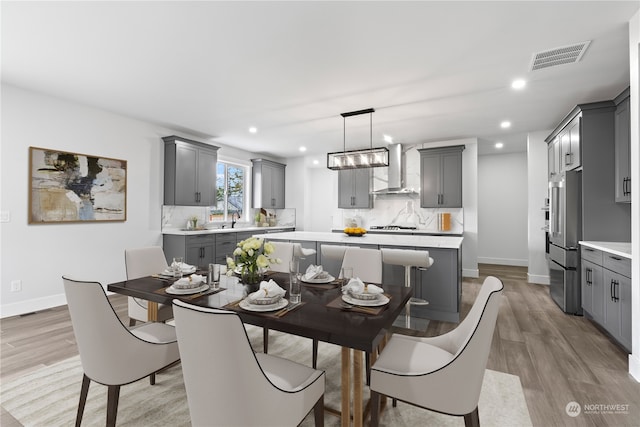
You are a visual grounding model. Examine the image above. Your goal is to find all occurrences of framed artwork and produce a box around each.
[29,147,127,223]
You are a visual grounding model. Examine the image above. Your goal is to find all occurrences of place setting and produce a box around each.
[156,262,225,299]
[225,279,304,318]
[300,264,339,289]
[327,277,391,315]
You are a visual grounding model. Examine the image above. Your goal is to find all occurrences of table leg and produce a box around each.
[353,349,364,427]
[341,347,351,427]
[147,301,159,322]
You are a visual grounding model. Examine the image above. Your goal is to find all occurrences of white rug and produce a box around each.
[1,325,532,426]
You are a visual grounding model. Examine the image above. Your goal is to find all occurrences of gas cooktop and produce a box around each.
[370,225,417,230]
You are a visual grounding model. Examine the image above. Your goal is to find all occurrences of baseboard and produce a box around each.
[477,257,528,267]
[0,293,67,319]
[463,268,479,278]
[630,353,640,382]
[527,273,550,285]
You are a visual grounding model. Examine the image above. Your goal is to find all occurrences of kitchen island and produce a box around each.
[254,231,463,322]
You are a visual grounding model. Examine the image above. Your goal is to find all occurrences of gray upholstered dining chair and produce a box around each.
[63,276,180,427]
[369,276,504,427]
[125,246,174,325]
[172,299,325,427]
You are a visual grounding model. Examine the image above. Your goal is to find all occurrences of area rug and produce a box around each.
[1,325,532,426]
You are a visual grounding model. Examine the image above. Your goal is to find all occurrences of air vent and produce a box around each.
[530,41,591,71]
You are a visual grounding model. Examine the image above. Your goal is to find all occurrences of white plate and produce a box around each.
[239,298,288,312]
[342,294,389,307]
[301,274,335,284]
[166,284,209,295]
[162,266,197,276]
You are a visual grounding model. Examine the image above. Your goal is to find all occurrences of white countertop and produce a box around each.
[253,231,463,249]
[331,228,463,236]
[579,241,632,259]
[163,225,294,236]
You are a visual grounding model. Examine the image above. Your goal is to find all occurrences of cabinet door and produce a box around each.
[420,154,441,208]
[603,269,621,338]
[414,248,458,316]
[175,144,199,205]
[614,97,631,203]
[352,168,372,208]
[548,140,558,180]
[580,260,594,315]
[338,170,354,208]
[261,163,275,207]
[440,151,462,207]
[581,260,604,322]
[568,119,581,170]
[270,164,286,208]
[197,148,217,206]
[619,274,632,351]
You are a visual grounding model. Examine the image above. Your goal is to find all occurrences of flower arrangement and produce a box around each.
[226,237,280,285]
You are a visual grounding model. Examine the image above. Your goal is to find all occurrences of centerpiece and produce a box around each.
[226,237,280,291]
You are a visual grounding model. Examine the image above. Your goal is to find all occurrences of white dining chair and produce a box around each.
[268,241,295,273]
[341,247,382,283]
[63,276,180,427]
[125,246,174,325]
[369,276,504,427]
[381,248,434,329]
[172,299,325,427]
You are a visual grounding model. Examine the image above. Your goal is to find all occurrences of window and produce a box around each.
[210,161,246,222]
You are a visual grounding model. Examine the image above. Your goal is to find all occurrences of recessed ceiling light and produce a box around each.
[383,134,393,143]
[500,121,511,129]
[299,146,307,152]
[248,127,257,134]
[511,79,526,90]
[312,159,319,165]
[495,142,504,149]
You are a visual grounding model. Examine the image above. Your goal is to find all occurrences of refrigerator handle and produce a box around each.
[549,182,561,237]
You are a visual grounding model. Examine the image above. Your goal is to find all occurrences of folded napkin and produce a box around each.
[248,279,286,302]
[346,277,383,294]
[304,264,324,281]
[173,274,204,289]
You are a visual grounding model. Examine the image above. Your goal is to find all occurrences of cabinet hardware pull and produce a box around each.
[613,280,619,302]
[565,152,572,166]
[610,256,622,261]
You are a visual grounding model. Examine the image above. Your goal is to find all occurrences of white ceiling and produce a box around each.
[2,1,638,161]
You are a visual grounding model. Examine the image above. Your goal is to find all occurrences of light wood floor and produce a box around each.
[1,265,638,426]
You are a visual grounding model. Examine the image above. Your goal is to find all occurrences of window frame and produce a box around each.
[212,159,250,223]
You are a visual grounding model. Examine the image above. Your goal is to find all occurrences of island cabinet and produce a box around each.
[418,145,464,208]
[614,88,631,203]
[163,136,219,206]
[580,244,631,352]
[252,159,286,209]
[338,168,372,209]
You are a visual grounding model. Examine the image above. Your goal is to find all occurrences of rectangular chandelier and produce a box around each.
[327,107,390,170]
[327,147,389,170]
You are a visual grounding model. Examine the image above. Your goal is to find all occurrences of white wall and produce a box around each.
[478,151,528,266]
[527,131,552,284]
[0,84,267,317]
[627,9,639,381]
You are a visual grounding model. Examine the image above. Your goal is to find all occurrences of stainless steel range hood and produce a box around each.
[373,143,418,194]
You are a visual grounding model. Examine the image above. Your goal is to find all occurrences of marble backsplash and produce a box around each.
[162,206,296,230]
[331,195,463,234]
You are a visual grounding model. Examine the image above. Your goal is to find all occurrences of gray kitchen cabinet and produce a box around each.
[215,233,237,264]
[338,168,372,209]
[548,137,561,179]
[163,135,219,206]
[580,244,631,352]
[252,159,286,209]
[411,247,461,322]
[163,234,215,268]
[614,89,631,203]
[418,145,464,208]
[559,117,581,172]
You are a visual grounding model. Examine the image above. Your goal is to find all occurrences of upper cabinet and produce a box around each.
[548,137,561,179]
[252,159,286,209]
[338,168,372,209]
[418,145,464,208]
[614,88,631,203]
[163,136,219,206]
[560,117,581,172]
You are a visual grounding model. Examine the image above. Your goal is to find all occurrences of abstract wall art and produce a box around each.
[29,147,127,223]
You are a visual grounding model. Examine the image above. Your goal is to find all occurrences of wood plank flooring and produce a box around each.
[1,264,638,426]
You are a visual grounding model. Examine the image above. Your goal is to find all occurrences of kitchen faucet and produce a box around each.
[231,212,238,228]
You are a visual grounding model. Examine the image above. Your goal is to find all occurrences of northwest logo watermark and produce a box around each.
[565,401,630,417]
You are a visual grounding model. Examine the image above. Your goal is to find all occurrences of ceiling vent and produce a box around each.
[530,41,591,71]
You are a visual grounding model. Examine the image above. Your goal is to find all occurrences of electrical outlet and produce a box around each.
[10,280,22,292]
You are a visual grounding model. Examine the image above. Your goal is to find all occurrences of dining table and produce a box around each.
[107,270,412,427]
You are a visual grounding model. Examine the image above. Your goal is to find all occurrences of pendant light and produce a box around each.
[327,108,389,170]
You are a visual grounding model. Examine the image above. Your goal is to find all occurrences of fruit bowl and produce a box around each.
[344,227,367,237]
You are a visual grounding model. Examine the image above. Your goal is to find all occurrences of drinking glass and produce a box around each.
[289,259,301,303]
[340,266,353,292]
[208,263,220,289]
[172,257,184,278]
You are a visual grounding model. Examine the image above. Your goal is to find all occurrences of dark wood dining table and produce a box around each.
[107,271,412,427]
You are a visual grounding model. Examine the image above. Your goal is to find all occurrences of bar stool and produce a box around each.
[382,248,434,329]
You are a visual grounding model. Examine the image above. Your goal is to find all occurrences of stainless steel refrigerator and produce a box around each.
[547,170,582,314]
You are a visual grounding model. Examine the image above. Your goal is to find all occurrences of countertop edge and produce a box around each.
[162,226,295,236]
[579,241,632,259]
